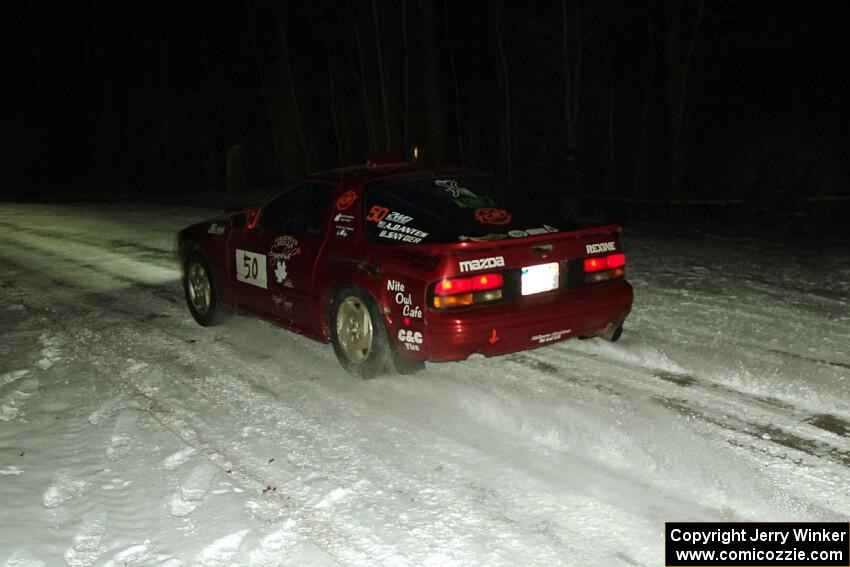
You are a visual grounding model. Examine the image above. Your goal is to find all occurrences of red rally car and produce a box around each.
[175,160,633,377]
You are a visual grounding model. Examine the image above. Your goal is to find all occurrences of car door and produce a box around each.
[227,183,334,331]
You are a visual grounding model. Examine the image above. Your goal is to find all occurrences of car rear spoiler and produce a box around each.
[413,223,623,254]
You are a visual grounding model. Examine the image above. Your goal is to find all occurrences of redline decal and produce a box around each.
[335,190,357,211]
[474,207,512,225]
[367,205,390,223]
[384,211,413,224]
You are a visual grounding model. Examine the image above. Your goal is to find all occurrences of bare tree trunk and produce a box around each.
[444,0,465,164]
[402,0,409,154]
[371,0,392,151]
[562,0,582,158]
[345,0,378,153]
[319,4,345,166]
[162,5,172,180]
[248,3,283,182]
[419,0,445,164]
[633,11,654,197]
[666,0,704,202]
[274,7,311,172]
[604,37,614,196]
[494,6,512,182]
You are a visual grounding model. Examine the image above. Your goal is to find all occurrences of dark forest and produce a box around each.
[3,1,848,222]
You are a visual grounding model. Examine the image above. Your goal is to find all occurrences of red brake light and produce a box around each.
[472,273,503,291]
[432,273,504,309]
[584,252,626,284]
[435,277,473,295]
[583,257,606,272]
[606,253,626,268]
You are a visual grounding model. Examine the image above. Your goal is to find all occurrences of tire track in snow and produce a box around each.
[10,265,632,564]
[0,224,600,560]
[519,345,850,467]
[0,218,802,562]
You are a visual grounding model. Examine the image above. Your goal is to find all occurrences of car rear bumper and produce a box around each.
[420,280,633,362]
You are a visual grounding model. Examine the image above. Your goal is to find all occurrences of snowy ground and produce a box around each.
[1,203,848,567]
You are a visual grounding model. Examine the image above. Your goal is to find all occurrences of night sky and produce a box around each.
[3,1,849,222]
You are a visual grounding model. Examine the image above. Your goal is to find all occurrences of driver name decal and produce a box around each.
[458,256,505,273]
[368,205,429,243]
[236,249,268,289]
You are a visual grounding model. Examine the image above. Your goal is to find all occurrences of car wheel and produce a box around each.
[184,253,225,326]
[330,286,392,378]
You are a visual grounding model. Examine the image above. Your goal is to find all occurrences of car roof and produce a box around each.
[305,162,485,188]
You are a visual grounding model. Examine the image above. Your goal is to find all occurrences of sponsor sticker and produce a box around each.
[208,223,226,235]
[335,190,357,211]
[387,279,423,318]
[435,179,496,208]
[458,234,507,242]
[268,236,301,287]
[474,207,512,225]
[435,179,476,198]
[531,329,571,344]
[397,329,423,351]
[334,213,354,238]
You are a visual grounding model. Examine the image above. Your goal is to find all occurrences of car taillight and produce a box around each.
[433,273,504,309]
[584,253,626,283]
[606,253,625,268]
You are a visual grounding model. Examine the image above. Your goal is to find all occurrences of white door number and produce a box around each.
[236,249,268,289]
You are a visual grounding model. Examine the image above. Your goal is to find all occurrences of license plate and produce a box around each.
[521,262,560,295]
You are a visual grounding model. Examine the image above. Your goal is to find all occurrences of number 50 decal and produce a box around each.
[235,249,268,289]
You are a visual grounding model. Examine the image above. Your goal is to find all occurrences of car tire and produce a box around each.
[330,286,393,379]
[392,350,425,375]
[184,253,225,327]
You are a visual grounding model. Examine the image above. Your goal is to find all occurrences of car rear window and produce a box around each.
[363,176,578,244]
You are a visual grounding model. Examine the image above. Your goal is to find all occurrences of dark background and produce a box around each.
[3,1,848,224]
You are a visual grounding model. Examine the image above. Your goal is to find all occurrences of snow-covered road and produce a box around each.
[1,203,848,566]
